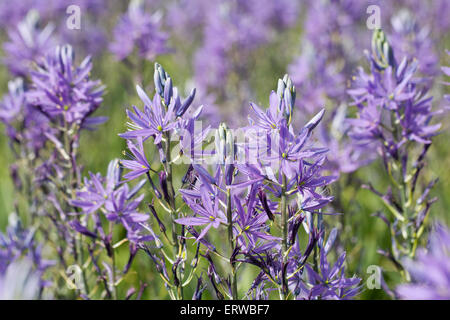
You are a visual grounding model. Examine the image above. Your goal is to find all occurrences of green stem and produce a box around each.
[281,175,288,253]
[280,174,288,300]
[410,233,419,258]
[109,223,117,300]
[226,189,238,300]
[76,235,89,296]
[163,133,183,300]
[164,135,178,251]
[62,120,90,296]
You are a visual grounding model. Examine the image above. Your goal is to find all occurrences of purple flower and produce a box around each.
[299,192,334,214]
[121,137,151,181]
[119,86,177,144]
[71,172,109,214]
[295,157,337,198]
[0,78,26,124]
[26,45,105,125]
[346,97,384,145]
[266,117,327,180]
[0,214,53,293]
[2,10,55,76]
[396,223,450,300]
[234,191,280,252]
[348,61,416,111]
[104,185,150,244]
[109,1,170,61]
[304,251,361,300]
[71,160,152,246]
[249,91,286,131]
[347,31,442,153]
[175,185,227,241]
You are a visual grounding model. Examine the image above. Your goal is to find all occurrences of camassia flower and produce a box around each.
[304,251,361,300]
[175,185,227,241]
[105,186,146,224]
[0,214,53,293]
[0,78,25,124]
[270,119,327,180]
[348,61,416,111]
[71,172,110,214]
[249,91,286,131]
[346,30,444,293]
[119,86,177,144]
[2,10,55,77]
[26,44,105,125]
[233,191,280,252]
[0,59,55,156]
[248,108,327,181]
[347,31,442,152]
[295,157,337,198]
[121,137,152,181]
[103,185,150,244]
[71,160,151,246]
[346,97,383,145]
[119,64,199,149]
[248,74,296,131]
[109,0,169,61]
[396,223,450,300]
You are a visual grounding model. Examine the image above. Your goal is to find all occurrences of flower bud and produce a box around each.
[371,29,395,70]
[190,243,200,268]
[215,123,227,164]
[154,63,168,96]
[258,189,274,221]
[153,65,163,96]
[163,77,173,105]
[159,171,170,204]
[225,128,235,164]
[107,159,122,190]
[146,171,162,199]
[147,201,166,233]
[276,78,286,98]
[176,88,196,117]
[277,74,295,124]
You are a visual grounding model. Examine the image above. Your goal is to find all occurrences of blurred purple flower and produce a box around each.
[2,10,55,77]
[71,172,110,214]
[109,1,170,61]
[0,214,53,293]
[104,185,151,244]
[396,223,450,300]
[347,32,442,154]
[71,160,152,246]
[26,44,105,125]
[0,78,26,124]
